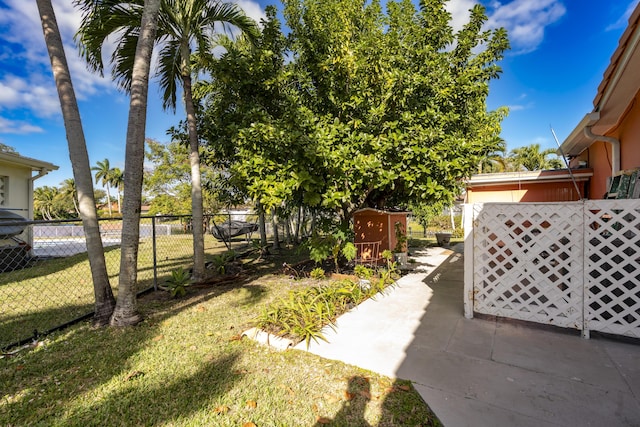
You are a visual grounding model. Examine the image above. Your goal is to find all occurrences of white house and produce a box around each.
[0,151,58,220]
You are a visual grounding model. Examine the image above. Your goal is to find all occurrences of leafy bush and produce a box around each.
[159,267,192,298]
[341,242,357,263]
[308,229,355,273]
[354,264,373,280]
[393,221,408,253]
[255,279,382,348]
[310,267,326,280]
[210,250,236,275]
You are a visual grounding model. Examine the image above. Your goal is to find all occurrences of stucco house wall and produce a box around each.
[0,152,58,239]
[1,161,33,217]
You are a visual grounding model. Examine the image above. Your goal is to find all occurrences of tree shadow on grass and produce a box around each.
[0,301,94,350]
[58,352,242,426]
[0,275,266,425]
[315,375,372,427]
[377,379,442,427]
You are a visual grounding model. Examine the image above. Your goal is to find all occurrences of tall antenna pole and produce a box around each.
[551,126,583,200]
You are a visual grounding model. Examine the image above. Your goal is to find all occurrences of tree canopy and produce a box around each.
[199,0,509,227]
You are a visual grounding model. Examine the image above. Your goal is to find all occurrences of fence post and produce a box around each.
[581,201,590,339]
[152,216,158,291]
[463,203,474,319]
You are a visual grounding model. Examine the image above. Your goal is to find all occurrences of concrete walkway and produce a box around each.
[295,244,640,426]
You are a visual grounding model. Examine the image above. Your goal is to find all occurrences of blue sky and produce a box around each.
[0,0,638,190]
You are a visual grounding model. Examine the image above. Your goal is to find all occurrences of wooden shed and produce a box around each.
[353,208,409,263]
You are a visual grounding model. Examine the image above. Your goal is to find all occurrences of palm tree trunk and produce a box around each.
[111,0,161,327]
[72,196,79,217]
[37,0,115,325]
[183,72,205,281]
[105,184,112,217]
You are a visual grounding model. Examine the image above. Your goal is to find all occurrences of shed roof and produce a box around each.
[467,168,593,188]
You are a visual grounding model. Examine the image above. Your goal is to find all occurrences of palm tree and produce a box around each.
[37,0,116,325]
[76,0,259,281]
[60,178,80,217]
[76,0,162,326]
[110,167,124,214]
[34,186,59,220]
[509,143,563,171]
[92,158,114,216]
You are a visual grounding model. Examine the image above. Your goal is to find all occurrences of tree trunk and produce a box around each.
[182,73,205,281]
[72,195,79,217]
[257,201,267,249]
[294,206,302,243]
[284,215,292,245]
[111,0,161,327]
[37,0,116,326]
[271,209,280,250]
[105,183,112,217]
[450,206,455,230]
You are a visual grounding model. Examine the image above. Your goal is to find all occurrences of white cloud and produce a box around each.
[0,0,266,120]
[0,74,63,117]
[486,0,566,54]
[236,0,267,25]
[0,0,113,116]
[445,0,565,54]
[446,0,478,33]
[507,104,526,111]
[0,116,44,134]
[606,0,640,31]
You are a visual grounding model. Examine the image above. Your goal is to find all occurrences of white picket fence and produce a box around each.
[463,200,640,339]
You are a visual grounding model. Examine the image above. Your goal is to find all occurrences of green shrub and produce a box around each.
[210,250,236,275]
[354,264,373,280]
[341,242,357,263]
[159,267,192,298]
[310,267,326,280]
[254,279,384,348]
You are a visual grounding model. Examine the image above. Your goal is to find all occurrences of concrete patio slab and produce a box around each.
[296,244,640,426]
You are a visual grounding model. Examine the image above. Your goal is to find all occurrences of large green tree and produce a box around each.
[207,0,509,229]
[198,7,306,217]
[288,0,508,224]
[77,0,258,281]
[144,138,196,215]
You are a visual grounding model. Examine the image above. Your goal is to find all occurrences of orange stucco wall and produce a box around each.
[569,91,640,198]
[569,142,611,199]
[353,210,408,252]
[617,91,640,173]
[467,181,585,203]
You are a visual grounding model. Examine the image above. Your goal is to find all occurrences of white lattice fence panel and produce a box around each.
[584,200,640,338]
[473,203,584,329]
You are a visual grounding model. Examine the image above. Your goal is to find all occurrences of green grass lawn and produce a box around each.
[0,233,232,349]
[0,249,441,426]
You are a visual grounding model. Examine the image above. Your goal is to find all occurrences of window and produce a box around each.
[0,176,6,205]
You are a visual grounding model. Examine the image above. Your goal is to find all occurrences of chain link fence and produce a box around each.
[0,215,237,350]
